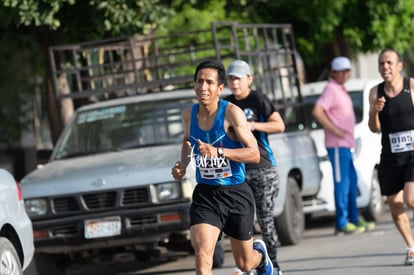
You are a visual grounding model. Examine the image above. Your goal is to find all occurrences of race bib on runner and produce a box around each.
[389,130,414,153]
[196,156,233,179]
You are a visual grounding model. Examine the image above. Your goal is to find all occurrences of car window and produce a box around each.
[349,91,363,123]
[300,90,363,130]
[54,98,195,160]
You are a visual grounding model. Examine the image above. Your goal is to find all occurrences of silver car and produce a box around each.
[0,168,34,274]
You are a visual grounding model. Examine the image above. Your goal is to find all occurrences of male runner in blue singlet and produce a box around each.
[172,60,274,275]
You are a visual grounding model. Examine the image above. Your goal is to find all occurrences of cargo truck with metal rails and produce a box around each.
[20,21,322,274]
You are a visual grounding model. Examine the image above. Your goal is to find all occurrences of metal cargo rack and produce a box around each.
[49,21,304,116]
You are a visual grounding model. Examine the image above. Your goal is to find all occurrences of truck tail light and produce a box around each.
[15,181,23,201]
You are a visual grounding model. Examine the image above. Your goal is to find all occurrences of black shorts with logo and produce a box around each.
[190,182,255,240]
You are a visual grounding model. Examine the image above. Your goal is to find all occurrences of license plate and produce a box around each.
[84,216,121,239]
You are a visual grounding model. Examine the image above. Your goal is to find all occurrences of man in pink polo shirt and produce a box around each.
[312,56,373,235]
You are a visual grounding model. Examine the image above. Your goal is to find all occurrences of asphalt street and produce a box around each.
[122,212,414,275]
[25,210,414,275]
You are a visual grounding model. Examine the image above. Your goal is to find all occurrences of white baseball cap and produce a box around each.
[331,56,351,71]
[227,60,252,77]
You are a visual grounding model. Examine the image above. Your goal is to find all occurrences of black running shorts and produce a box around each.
[190,183,255,240]
[378,152,414,196]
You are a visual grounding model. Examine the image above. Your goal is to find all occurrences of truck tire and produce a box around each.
[35,253,66,275]
[274,177,304,246]
[169,233,224,268]
[361,168,385,222]
[212,241,224,268]
[0,237,22,275]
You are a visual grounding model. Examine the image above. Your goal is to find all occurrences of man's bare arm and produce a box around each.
[312,104,345,138]
[250,111,285,133]
[172,108,192,180]
[368,86,384,133]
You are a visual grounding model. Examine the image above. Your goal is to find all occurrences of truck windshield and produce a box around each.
[54,98,194,160]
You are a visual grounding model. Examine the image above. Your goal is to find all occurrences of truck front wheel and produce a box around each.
[274,177,304,246]
[212,241,224,268]
[34,253,66,275]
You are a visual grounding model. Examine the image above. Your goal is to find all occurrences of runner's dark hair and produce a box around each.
[194,60,226,85]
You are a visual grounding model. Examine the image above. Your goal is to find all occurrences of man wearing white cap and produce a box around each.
[225,60,285,275]
[312,56,373,235]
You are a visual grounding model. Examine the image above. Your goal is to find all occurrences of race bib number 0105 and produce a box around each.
[389,130,414,153]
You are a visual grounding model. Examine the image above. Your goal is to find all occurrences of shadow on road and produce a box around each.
[67,254,191,275]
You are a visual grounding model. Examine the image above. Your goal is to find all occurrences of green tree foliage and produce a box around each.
[156,0,226,34]
[4,0,171,39]
[3,0,414,145]
[0,8,41,145]
[0,40,34,145]
[1,0,172,144]
[242,0,414,79]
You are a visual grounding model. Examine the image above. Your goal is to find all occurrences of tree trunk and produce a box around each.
[45,72,63,144]
[305,36,353,82]
[31,28,72,145]
[56,70,74,125]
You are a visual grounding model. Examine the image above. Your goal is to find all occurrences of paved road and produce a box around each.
[116,212,412,275]
[26,211,414,275]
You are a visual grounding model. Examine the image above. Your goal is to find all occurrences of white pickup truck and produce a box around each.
[20,21,322,274]
[300,78,386,221]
